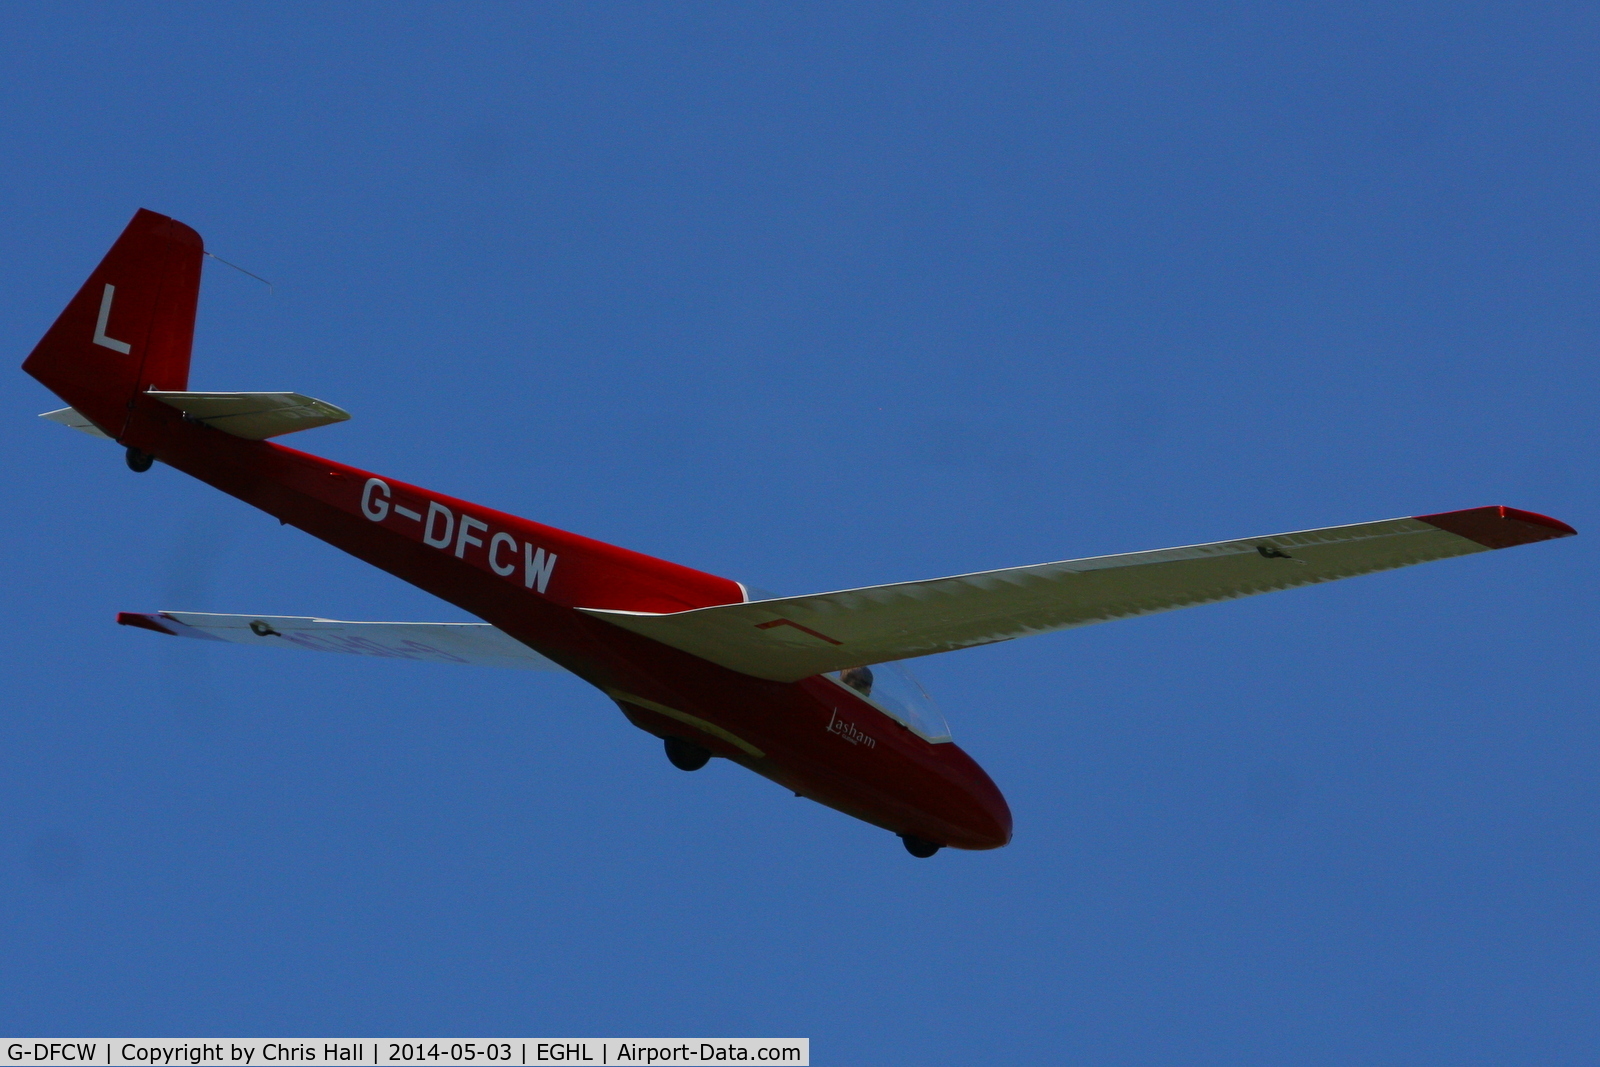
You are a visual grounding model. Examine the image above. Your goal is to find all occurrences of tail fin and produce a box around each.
[22,209,203,441]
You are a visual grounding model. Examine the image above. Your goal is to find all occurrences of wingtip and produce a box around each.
[116,610,230,641]
[1415,506,1577,549]
[116,611,177,636]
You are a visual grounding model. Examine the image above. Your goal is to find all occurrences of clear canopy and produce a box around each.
[828,660,953,743]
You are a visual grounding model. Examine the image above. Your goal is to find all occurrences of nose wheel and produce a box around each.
[664,736,712,771]
[900,834,943,858]
[125,447,154,472]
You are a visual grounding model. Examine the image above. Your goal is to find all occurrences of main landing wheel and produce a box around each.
[901,834,943,858]
[125,447,154,473]
[664,736,712,771]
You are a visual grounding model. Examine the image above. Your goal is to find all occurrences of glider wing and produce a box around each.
[581,506,1575,682]
[116,611,563,671]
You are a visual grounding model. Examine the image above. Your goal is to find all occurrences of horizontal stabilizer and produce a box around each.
[39,406,112,439]
[117,611,562,671]
[148,391,349,440]
[582,506,1576,682]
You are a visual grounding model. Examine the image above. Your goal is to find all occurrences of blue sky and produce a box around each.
[2,3,1596,1062]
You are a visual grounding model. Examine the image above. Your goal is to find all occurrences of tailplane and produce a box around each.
[22,209,204,441]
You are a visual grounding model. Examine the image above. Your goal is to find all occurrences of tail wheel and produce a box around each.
[901,834,943,858]
[125,447,154,473]
[664,736,712,771]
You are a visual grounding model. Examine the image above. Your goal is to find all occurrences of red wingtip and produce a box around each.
[116,611,177,636]
[1415,506,1577,549]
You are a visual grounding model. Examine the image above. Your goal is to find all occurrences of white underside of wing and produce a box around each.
[123,611,563,671]
[581,515,1495,682]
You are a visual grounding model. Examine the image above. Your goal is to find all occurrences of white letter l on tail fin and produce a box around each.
[93,284,132,354]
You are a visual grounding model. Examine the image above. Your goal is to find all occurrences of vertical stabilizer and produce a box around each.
[22,209,204,440]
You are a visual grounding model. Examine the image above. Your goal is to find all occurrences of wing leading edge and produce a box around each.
[581,506,1575,683]
[116,611,563,671]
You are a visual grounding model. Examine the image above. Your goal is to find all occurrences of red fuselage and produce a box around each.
[122,395,1013,850]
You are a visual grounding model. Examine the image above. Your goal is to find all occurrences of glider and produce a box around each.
[24,210,1577,857]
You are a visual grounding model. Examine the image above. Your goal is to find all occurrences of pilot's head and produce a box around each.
[840,666,874,697]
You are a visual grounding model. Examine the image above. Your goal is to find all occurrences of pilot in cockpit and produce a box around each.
[839,666,874,697]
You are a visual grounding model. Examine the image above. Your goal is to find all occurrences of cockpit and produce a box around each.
[826,660,953,743]
[739,582,954,744]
